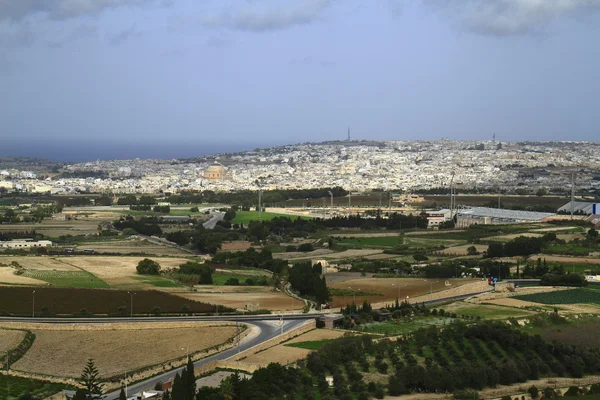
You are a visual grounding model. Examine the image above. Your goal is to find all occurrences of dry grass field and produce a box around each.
[0,266,45,285]
[174,286,303,311]
[438,244,488,255]
[329,278,479,307]
[0,256,79,271]
[0,329,26,353]
[10,323,238,379]
[76,241,192,256]
[242,329,345,366]
[0,256,192,287]
[273,249,334,260]
[529,254,600,265]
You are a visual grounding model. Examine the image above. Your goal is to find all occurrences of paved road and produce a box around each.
[202,212,225,229]
[101,318,309,400]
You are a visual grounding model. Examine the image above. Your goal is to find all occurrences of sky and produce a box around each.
[1,0,600,160]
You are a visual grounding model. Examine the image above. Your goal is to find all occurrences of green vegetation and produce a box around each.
[211,272,268,286]
[335,236,403,248]
[22,270,109,288]
[285,339,337,351]
[199,320,600,400]
[515,289,600,305]
[0,374,65,400]
[136,258,161,275]
[453,305,533,319]
[231,211,312,224]
[131,275,181,288]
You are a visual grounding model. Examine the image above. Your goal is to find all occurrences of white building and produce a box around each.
[0,239,53,248]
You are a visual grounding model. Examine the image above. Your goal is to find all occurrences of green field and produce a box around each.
[131,275,181,287]
[335,236,403,248]
[285,339,336,350]
[211,271,269,286]
[355,317,455,336]
[22,269,109,288]
[0,374,66,400]
[231,211,311,224]
[515,289,600,305]
[453,305,534,319]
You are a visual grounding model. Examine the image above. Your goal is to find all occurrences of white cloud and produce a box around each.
[0,0,171,22]
[423,0,600,35]
[190,0,334,33]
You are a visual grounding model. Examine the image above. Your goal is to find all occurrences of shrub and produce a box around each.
[527,386,539,399]
[297,243,314,252]
[136,258,161,275]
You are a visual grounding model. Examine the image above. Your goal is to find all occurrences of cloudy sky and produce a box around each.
[1,0,599,159]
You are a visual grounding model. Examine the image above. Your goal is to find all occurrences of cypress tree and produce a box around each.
[186,357,196,399]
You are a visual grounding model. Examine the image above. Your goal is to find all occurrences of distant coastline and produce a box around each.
[0,140,275,163]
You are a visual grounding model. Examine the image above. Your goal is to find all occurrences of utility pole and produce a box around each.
[328,191,333,209]
[32,290,35,318]
[348,192,351,210]
[128,292,134,318]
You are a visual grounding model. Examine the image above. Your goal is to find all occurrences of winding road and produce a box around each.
[1,314,316,400]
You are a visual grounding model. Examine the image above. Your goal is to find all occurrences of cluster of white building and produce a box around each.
[1,140,599,195]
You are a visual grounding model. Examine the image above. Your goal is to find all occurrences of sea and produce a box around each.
[0,140,284,163]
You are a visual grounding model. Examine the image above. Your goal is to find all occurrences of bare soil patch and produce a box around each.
[175,289,303,311]
[11,324,238,379]
[285,329,345,344]
[0,329,26,353]
[324,272,373,285]
[220,241,253,251]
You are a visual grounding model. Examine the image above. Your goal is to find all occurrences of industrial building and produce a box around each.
[456,207,555,226]
[0,239,53,248]
[558,201,600,215]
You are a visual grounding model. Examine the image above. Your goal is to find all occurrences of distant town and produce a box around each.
[1,140,599,196]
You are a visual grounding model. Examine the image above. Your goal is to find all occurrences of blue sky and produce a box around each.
[1,0,600,154]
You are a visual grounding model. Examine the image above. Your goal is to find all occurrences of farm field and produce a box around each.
[0,328,26,353]
[273,248,335,260]
[0,266,44,285]
[333,236,404,248]
[0,287,222,316]
[328,278,478,307]
[515,289,600,305]
[22,269,109,288]
[354,316,455,336]
[74,240,192,256]
[537,320,600,348]
[437,244,488,255]
[442,303,535,319]
[231,211,311,225]
[10,323,238,379]
[0,374,66,400]
[174,285,302,311]
[528,254,600,265]
[0,256,193,288]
